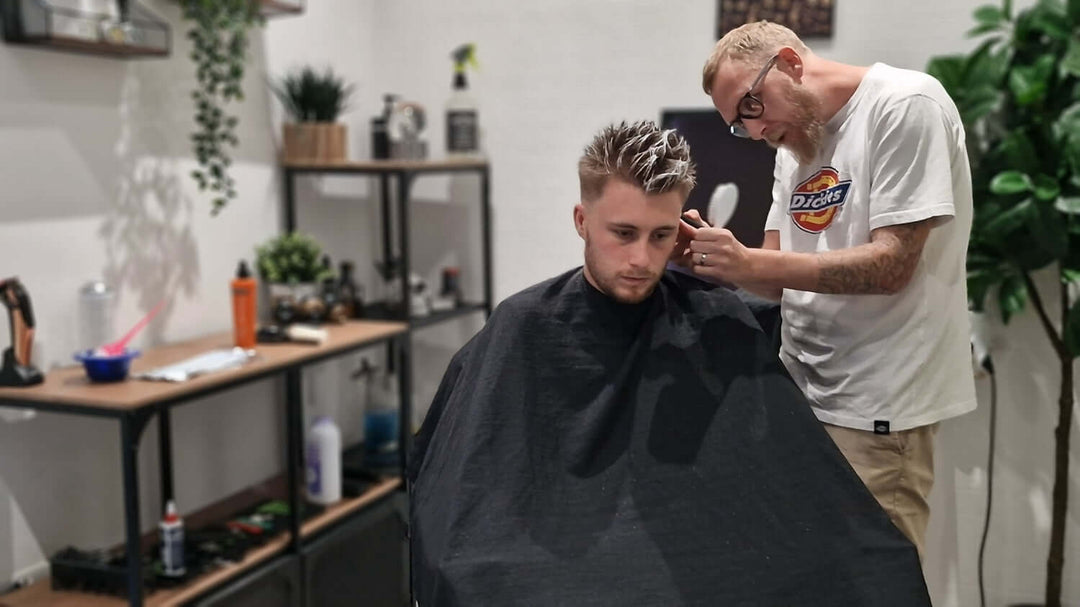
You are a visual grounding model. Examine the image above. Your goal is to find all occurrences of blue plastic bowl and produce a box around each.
[73,349,141,382]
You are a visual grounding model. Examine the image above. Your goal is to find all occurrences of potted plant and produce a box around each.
[255,232,334,308]
[927,1,1080,605]
[181,0,262,215]
[272,66,356,163]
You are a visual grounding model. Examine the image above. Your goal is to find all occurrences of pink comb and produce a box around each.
[97,300,165,357]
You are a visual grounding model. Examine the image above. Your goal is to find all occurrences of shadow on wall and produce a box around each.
[99,65,198,339]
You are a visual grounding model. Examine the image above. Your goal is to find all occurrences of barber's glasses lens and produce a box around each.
[739,97,762,117]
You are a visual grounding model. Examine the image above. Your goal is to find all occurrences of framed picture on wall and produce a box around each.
[717,0,834,39]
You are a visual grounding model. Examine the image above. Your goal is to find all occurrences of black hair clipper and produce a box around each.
[0,277,44,387]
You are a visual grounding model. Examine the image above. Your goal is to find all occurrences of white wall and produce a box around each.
[0,1,1077,606]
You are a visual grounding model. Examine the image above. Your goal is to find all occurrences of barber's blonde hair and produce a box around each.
[578,120,696,202]
[702,20,808,94]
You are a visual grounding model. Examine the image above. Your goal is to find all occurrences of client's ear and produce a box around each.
[573,204,587,239]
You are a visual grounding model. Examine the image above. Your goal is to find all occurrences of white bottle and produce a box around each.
[306,416,342,504]
[447,71,481,155]
[160,500,185,577]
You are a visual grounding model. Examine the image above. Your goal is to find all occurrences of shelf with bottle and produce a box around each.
[0,474,400,607]
[0,0,170,58]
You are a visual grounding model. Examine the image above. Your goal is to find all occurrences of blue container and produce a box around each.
[73,349,141,382]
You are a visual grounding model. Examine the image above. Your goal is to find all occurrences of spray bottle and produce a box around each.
[446,43,480,157]
[160,500,185,577]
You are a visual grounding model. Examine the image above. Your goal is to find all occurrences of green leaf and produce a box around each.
[1056,196,1080,213]
[985,197,1035,241]
[990,170,1034,194]
[927,56,967,93]
[962,87,1004,123]
[1062,267,1080,283]
[1070,0,1080,23]
[1026,196,1070,259]
[998,273,1028,323]
[1030,0,1071,39]
[1004,0,1014,18]
[1054,102,1080,139]
[967,22,1004,37]
[975,4,1006,23]
[1033,174,1061,201]
[994,131,1041,176]
[1008,56,1055,106]
[1063,38,1080,78]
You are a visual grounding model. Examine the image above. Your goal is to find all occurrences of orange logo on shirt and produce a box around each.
[789,167,851,234]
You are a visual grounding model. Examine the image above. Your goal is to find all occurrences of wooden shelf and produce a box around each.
[258,0,304,17]
[0,478,401,607]
[363,301,487,329]
[10,34,168,57]
[0,320,407,413]
[301,477,400,537]
[282,157,488,173]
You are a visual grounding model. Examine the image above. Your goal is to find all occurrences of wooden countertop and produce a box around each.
[0,321,408,413]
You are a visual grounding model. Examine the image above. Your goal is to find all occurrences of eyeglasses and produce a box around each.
[729,55,778,139]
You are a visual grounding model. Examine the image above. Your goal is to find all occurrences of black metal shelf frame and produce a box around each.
[0,329,410,607]
[282,162,493,329]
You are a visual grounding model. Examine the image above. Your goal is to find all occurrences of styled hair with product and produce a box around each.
[578,120,697,202]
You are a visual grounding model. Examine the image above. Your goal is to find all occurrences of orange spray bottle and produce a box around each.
[232,261,257,349]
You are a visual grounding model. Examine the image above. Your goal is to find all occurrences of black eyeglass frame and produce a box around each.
[729,55,779,138]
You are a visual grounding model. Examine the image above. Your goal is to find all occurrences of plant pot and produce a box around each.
[283,122,347,163]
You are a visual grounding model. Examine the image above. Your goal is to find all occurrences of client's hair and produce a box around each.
[579,120,696,203]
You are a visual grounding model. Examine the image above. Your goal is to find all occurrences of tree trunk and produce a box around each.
[1045,340,1074,606]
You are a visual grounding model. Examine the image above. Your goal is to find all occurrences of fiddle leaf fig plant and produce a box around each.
[928,1,1080,604]
[181,0,262,215]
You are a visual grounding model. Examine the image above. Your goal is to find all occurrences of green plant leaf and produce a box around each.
[998,272,1028,323]
[1034,174,1062,201]
[1062,267,1080,283]
[1063,38,1080,78]
[1008,56,1055,106]
[984,197,1035,244]
[994,131,1041,176]
[963,87,1004,123]
[1026,196,1070,258]
[990,170,1034,194]
[927,56,967,93]
[967,22,1004,36]
[1069,0,1080,23]
[1004,0,1014,18]
[1029,0,1071,39]
[1056,196,1080,213]
[975,4,1006,24]
[1054,102,1080,139]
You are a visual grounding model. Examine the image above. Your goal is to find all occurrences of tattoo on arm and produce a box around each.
[816,221,931,295]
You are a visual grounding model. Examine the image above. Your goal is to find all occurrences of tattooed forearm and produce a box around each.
[816,221,931,295]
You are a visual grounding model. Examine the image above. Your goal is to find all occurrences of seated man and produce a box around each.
[409,120,931,606]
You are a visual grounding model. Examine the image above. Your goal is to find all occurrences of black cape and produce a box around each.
[409,269,930,606]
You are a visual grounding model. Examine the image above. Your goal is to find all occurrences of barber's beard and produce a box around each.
[776,84,825,165]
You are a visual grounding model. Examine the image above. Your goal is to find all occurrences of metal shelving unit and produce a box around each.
[0,321,411,606]
[281,158,493,327]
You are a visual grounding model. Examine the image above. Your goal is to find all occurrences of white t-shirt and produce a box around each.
[764,63,977,432]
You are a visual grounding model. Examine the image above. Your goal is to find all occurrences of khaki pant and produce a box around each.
[823,422,938,560]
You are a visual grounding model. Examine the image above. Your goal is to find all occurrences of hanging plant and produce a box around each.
[181,0,262,215]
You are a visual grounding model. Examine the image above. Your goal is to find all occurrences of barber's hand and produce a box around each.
[688,227,752,284]
[671,210,706,268]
